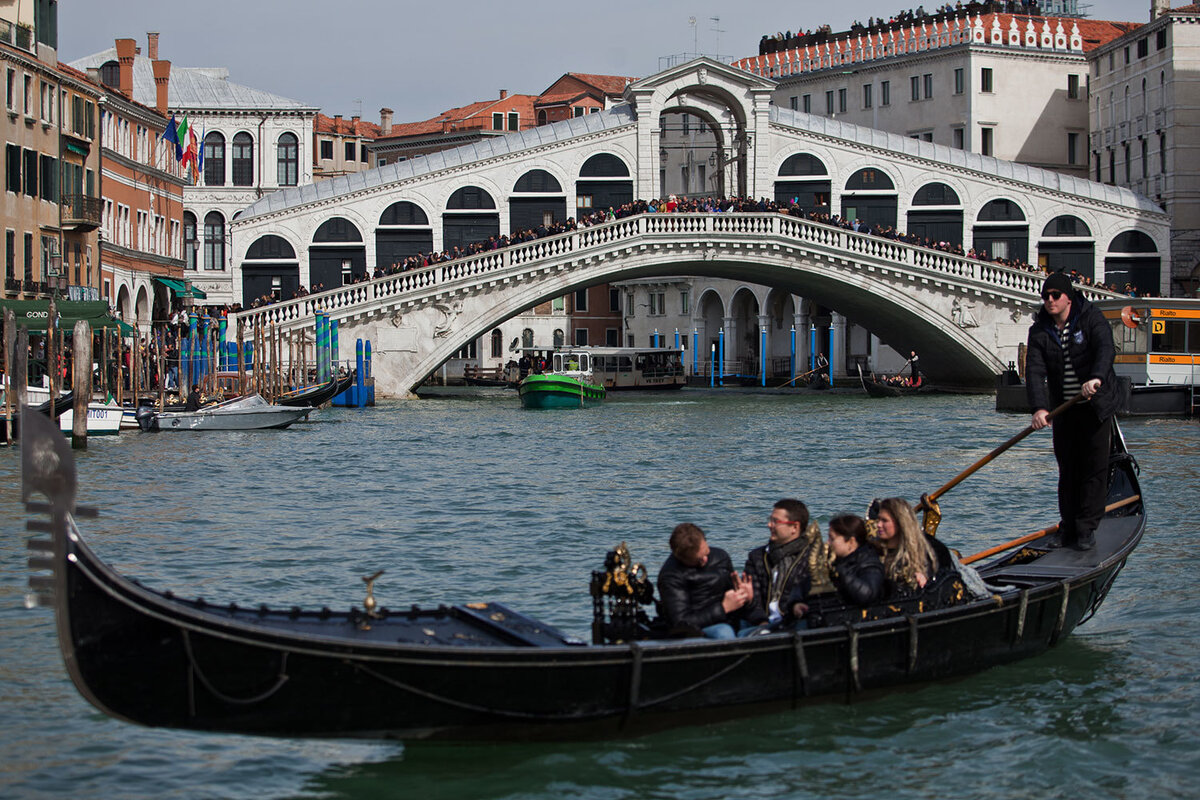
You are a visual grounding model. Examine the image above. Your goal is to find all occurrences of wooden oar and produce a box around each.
[921,392,1083,509]
[776,365,822,389]
[961,494,1141,564]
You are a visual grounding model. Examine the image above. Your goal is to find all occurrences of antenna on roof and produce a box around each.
[689,16,698,57]
[353,98,363,117]
[710,16,725,60]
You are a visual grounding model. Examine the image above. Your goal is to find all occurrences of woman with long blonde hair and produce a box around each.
[873,497,940,593]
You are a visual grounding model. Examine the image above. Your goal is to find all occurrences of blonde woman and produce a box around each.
[873,497,948,596]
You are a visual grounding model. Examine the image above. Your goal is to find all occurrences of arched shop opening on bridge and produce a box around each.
[241,235,299,302]
[510,169,567,232]
[775,153,830,215]
[311,217,366,289]
[907,182,963,246]
[973,199,1028,264]
[576,154,632,217]
[444,186,499,252]
[1037,215,1094,278]
[376,201,433,270]
[842,168,897,229]
[1104,231,1161,295]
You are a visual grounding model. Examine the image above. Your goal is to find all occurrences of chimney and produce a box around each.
[333,114,342,131]
[380,107,393,135]
[115,38,137,98]
[351,115,360,125]
[147,32,160,60]
[499,89,508,100]
[151,60,171,115]
[1151,0,1171,20]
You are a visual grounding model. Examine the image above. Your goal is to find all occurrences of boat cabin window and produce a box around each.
[1151,319,1196,354]
[1111,319,1148,356]
[553,352,589,372]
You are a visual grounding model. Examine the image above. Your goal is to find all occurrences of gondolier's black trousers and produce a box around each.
[1052,404,1112,543]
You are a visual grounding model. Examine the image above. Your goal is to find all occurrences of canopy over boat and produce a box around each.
[18,407,1144,741]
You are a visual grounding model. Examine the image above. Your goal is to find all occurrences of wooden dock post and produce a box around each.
[72,320,91,449]
[14,327,29,422]
[236,318,246,395]
[46,298,58,419]
[3,308,14,443]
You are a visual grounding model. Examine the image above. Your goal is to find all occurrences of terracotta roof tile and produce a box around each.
[315,112,381,138]
[378,93,539,141]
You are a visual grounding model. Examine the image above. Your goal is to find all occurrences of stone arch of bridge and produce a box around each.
[398,252,1008,392]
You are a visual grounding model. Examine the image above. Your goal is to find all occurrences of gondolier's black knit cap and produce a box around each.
[1041,271,1074,298]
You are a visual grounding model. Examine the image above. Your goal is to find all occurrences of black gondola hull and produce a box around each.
[21,407,1144,742]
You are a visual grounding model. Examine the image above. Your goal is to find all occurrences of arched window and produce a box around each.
[203,211,225,271]
[447,186,496,209]
[977,199,1026,221]
[514,169,563,193]
[203,132,225,186]
[277,133,298,186]
[1109,231,1157,253]
[182,211,197,271]
[490,329,503,358]
[246,234,296,260]
[579,153,630,177]
[379,201,429,226]
[845,168,895,191]
[231,132,254,186]
[1041,216,1091,237]
[553,329,564,348]
[99,60,120,90]
[912,182,960,206]
[537,109,548,126]
[1142,77,1147,116]
[313,217,363,243]
[778,153,828,176]
[522,328,534,348]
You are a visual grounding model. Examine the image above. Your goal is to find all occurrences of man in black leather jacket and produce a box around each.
[656,523,753,639]
[1025,271,1118,550]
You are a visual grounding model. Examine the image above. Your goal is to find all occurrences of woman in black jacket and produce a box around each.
[790,514,884,621]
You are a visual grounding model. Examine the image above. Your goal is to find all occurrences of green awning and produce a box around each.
[155,277,207,299]
[65,141,89,155]
[0,300,125,333]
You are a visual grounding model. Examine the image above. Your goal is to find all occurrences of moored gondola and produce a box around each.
[18,406,1144,742]
[276,377,343,407]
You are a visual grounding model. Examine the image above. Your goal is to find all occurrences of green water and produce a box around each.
[1,391,1196,799]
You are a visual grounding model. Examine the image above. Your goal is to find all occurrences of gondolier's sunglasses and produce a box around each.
[1041,290,1064,301]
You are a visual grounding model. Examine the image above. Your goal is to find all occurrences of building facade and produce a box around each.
[1088,0,1200,295]
[81,38,187,325]
[735,9,1141,179]
[3,4,103,305]
[313,112,381,180]
[71,34,318,306]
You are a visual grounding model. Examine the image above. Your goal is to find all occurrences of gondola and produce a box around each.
[858,363,928,397]
[276,377,343,407]
[18,406,1144,742]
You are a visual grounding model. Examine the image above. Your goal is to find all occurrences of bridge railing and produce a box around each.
[228,211,1117,335]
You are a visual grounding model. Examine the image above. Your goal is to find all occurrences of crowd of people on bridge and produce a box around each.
[236,192,1148,312]
[758,1,1049,55]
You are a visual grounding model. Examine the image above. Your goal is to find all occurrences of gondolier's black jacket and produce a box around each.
[657,547,739,632]
[1025,293,1119,422]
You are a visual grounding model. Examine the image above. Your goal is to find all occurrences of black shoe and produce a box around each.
[1073,533,1096,551]
[1044,532,1064,548]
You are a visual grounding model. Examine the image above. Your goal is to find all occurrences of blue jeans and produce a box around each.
[701,623,736,640]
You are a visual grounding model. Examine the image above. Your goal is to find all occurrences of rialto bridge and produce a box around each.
[226,58,1169,397]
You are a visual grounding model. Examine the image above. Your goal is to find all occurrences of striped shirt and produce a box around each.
[1059,321,1083,399]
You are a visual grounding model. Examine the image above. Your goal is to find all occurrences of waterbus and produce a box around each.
[582,347,686,390]
[1100,297,1200,416]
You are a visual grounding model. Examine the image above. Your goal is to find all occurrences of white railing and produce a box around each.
[228,211,1119,335]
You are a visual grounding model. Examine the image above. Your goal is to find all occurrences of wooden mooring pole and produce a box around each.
[72,321,91,449]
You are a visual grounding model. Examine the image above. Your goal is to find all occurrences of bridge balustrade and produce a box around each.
[229,211,1118,335]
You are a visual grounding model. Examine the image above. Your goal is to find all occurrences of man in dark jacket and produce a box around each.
[656,523,753,639]
[1026,271,1118,550]
[743,499,817,626]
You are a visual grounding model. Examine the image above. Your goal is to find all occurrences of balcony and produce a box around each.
[61,194,103,232]
[0,20,34,53]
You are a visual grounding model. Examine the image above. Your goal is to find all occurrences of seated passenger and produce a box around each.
[872,497,951,597]
[824,514,885,607]
[656,523,753,640]
[745,499,818,628]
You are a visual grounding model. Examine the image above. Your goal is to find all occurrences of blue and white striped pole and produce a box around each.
[692,328,699,376]
[827,324,835,385]
[790,325,796,383]
[809,324,817,372]
[718,327,725,387]
[760,325,767,387]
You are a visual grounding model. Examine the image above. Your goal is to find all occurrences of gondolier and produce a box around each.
[1025,271,1119,550]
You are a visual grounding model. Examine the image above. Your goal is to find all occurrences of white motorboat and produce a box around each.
[20,386,123,436]
[135,393,312,432]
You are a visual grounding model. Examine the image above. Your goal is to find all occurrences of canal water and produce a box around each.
[1,391,1196,799]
